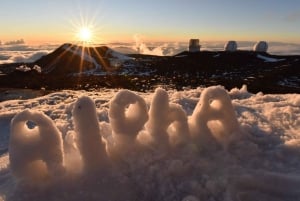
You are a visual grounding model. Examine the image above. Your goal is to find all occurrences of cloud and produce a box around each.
[268,42,300,55]
[25,51,49,62]
[0,43,58,64]
[0,50,50,64]
[3,39,25,45]
[131,34,187,56]
[0,40,299,65]
[0,45,40,52]
[0,54,10,61]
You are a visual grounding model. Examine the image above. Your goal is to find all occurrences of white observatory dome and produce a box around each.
[224,41,237,51]
[253,41,268,52]
[189,39,200,52]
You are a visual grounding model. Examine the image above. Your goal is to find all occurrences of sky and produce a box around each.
[0,0,300,44]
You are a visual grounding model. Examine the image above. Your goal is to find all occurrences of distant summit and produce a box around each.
[35,43,133,75]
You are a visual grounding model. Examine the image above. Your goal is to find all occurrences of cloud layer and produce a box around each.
[1,40,300,65]
[0,41,56,64]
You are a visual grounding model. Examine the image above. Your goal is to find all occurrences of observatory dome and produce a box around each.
[253,41,268,52]
[224,41,237,51]
[189,39,200,52]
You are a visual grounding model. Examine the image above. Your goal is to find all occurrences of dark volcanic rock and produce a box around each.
[0,44,299,94]
[35,44,111,74]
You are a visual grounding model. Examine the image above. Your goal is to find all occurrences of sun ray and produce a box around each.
[91,46,109,71]
[68,9,105,46]
[80,46,85,74]
[61,5,109,81]
[43,44,75,73]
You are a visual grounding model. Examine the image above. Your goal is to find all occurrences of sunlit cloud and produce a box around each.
[3,39,25,46]
[0,41,56,64]
[131,34,187,56]
[0,50,50,64]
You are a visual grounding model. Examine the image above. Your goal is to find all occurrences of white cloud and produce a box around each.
[269,42,300,55]
[0,42,56,64]
[3,39,25,46]
[0,50,50,64]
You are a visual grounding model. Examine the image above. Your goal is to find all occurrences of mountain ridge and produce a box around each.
[0,43,299,93]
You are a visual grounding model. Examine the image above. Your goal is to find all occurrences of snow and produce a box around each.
[15,64,42,73]
[72,96,109,173]
[188,86,240,151]
[106,49,133,61]
[32,65,42,73]
[15,65,31,72]
[0,86,299,201]
[105,49,134,68]
[257,54,286,62]
[109,90,148,149]
[145,88,189,147]
[9,109,65,184]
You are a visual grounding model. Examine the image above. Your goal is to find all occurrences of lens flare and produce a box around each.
[69,8,104,45]
[78,27,92,42]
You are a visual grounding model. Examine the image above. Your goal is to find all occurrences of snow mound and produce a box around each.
[9,109,64,185]
[72,96,109,173]
[0,86,299,201]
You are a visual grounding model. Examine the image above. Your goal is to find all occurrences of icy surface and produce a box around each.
[15,65,31,72]
[106,49,133,61]
[257,54,286,62]
[0,86,299,201]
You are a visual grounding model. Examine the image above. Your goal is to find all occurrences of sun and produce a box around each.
[69,10,105,44]
[77,27,92,43]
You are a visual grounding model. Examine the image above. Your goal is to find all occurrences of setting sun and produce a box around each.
[77,27,92,42]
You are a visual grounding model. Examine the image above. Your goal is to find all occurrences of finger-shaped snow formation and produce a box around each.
[189,86,240,150]
[168,103,190,146]
[6,86,300,201]
[146,88,190,147]
[146,88,171,145]
[9,109,64,184]
[73,96,109,173]
[109,90,148,145]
